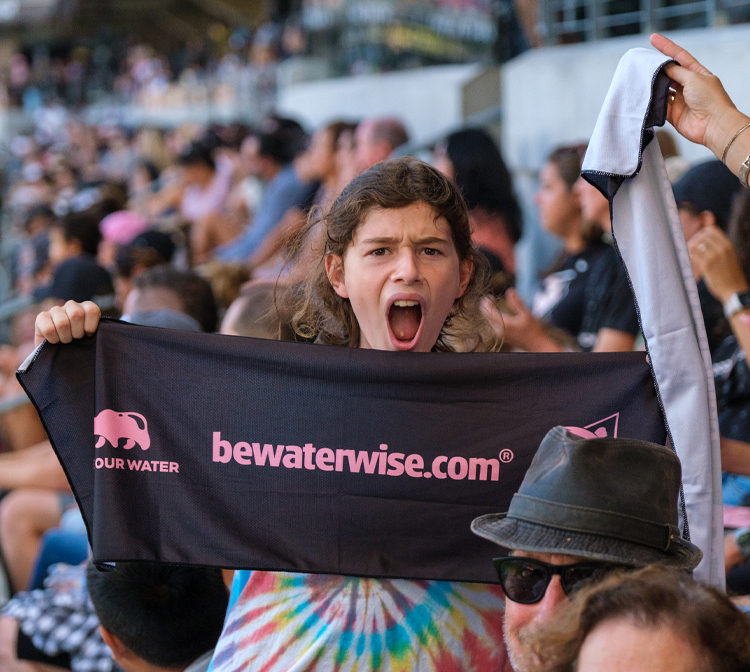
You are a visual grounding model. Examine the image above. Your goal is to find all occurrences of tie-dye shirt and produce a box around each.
[210,571,509,672]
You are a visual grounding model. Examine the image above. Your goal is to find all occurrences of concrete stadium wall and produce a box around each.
[276,63,483,145]
[502,23,750,171]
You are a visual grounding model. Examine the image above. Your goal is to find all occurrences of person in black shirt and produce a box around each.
[484,145,639,352]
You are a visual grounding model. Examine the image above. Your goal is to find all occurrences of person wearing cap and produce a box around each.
[114,231,176,310]
[471,426,702,672]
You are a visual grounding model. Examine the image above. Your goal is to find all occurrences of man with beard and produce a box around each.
[471,427,702,672]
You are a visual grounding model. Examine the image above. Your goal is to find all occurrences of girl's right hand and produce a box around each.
[34,301,101,347]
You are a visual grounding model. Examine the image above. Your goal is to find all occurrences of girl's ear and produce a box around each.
[325,253,349,298]
[456,257,473,299]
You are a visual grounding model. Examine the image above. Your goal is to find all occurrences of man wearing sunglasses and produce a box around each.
[471,426,703,672]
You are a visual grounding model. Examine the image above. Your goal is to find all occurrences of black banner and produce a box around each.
[19,320,666,583]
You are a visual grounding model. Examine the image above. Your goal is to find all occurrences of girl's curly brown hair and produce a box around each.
[289,157,499,352]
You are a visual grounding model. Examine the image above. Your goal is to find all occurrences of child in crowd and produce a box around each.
[35,157,508,671]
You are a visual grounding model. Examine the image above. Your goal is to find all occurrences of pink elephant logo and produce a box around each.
[94,410,150,450]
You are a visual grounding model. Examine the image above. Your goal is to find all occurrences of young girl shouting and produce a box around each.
[35,158,508,671]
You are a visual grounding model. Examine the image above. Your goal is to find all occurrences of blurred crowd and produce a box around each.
[1,31,750,672]
[0,20,307,116]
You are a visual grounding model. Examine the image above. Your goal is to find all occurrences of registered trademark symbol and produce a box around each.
[499,449,514,463]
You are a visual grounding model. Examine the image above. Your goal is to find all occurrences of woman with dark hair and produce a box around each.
[483,144,639,353]
[526,566,750,672]
[433,128,521,291]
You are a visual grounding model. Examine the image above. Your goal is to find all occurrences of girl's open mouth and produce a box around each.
[387,299,424,347]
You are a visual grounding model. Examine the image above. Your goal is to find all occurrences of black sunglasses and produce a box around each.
[493,556,624,604]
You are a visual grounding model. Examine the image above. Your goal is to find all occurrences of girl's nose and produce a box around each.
[392,249,421,283]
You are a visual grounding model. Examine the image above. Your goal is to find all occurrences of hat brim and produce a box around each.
[471,514,703,571]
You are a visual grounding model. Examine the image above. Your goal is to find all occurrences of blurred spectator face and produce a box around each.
[54,165,77,191]
[26,212,52,236]
[355,121,392,174]
[48,227,81,266]
[181,160,214,187]
[573,177,611,231]
[534,162,581,236]
[302,127,336,182]
[130,163,154,194]
[240,135,261,178]
[677,207,714,243]
[431,142,454,181]
[335,129,358,187]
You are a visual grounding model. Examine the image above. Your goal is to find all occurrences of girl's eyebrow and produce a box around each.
[360,236,451,245]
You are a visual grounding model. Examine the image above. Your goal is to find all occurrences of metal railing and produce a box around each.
[539,0,750,44]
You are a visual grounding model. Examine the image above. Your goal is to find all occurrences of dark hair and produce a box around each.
[369,119,409,152]
[529,566,750,672]
[86,563,228,669]
[132,265,219,333]
[178,143,216,171]
[547,144,587,190]
[445,128,522,244]
[291,156,497,352]
[137,160,160,183]
[116,231,176,280]
[326,120,357,149]
[51,210,102,256]
[23,203,54,232]
[261,116,307,163]
[546,143,605,252]
[673,160,739,232]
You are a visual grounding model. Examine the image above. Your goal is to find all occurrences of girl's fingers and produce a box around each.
[49,306,74,344]
[64,301,87,340]
[80,301,101,336]
[33,300,101,347]
[35,312,60,345]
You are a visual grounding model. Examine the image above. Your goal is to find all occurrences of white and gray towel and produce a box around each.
[582,47,724,588]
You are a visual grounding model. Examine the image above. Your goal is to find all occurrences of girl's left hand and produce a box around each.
[688,227,749,303]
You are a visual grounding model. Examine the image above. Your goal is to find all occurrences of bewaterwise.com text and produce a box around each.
[212,432,514,481]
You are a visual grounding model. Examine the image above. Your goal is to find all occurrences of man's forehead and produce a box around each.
[510,549,589,565]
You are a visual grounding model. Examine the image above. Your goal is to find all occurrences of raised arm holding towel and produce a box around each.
[651,33,750,188]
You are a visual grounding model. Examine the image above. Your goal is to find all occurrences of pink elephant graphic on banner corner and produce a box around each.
[94,410,150,450]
